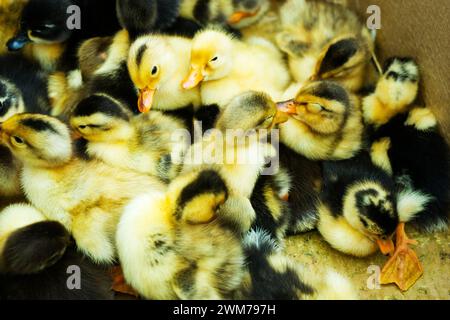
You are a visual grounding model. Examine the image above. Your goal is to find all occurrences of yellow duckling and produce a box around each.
[70,94,190,182]
[0,113,165,264]
[182,27,290,106]
[116,169,245,299]
[128,34,201,113]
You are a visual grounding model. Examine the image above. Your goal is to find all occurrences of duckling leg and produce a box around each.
[380,223,423,291]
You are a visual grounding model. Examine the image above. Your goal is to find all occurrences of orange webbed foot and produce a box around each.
[110,265,139,297]
[380,223,423,291]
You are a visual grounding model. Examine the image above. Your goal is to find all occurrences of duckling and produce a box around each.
[364,58,449,233]
[70,94,190,182]
[277,80,364,160]
[362,57,419,128]
[50,29,136,118]
[236,229,358,299]
[116,169,245,300]
[276,0,373,92]
[0,113,165,264]
[179,0,270,29]
[0,54,51,122]
[7,0,121,72]
[128,34,201,115]
[183,91,290,233]
[0,203,114,299]
[182,27,290,106]
[317,151,431,257]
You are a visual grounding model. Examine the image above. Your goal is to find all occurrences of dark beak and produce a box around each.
[7,32,31,51]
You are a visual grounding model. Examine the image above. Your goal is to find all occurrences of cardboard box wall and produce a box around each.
[348,0,450,143]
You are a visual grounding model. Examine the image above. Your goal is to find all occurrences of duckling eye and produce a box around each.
[11,136,25,146]
[151,66,158,76]
[78,125,87,130]
[307,103,324,113]
[210,56,218,62]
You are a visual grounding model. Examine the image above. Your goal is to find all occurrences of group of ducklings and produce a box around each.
[0,0,448,299]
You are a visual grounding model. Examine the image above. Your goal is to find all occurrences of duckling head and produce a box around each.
[228,0,270,28]
[216,91,289,133]
[183,29,234,90]
[128,36,179,113]
[70,94,133,143]
[7,0,74,51]
[0,113,72,168]
[167,170,229,225]
[277,81,353,135]
[0,78,25,122]
[343,181,399,253]
[312,37,371,85]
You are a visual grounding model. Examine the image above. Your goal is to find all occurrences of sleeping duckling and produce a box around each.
[182,27,290,106]
[70,94,190,182]
[317,151,430,257]
[183,92,290,233]
[277,80,364,160]
[179,0,270,29]
[276,0,373,92]
[128,34,201,114]
[7,0,121,71]
[0,113,165,264]
[236,229,358,299]
[0,204,113,299]
[116,169,245,300]
[364,58,449,233]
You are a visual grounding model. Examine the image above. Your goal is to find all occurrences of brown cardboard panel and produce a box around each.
[349,0,450,142]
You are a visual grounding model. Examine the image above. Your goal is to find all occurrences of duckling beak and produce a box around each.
[138,87,156,113]
[6,32,30,51]
[228,9,260,24]
[276,100,298,115]
[182,69,204,90]
[377,237,395,256]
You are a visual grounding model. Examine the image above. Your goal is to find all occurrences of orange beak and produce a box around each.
[276,100,298,115]
[182,69,204,90]
[138,87,156,113]
[377,237,395,256]
[228,9,260,24]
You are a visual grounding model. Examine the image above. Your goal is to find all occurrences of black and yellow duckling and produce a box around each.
[7,0,121,71]
[183,91,291,234]
[116,169,245,300]
[0,113,165,264]
[0,203,113,299]
[179,0,270,29]
[70,94,190,183]
[317,151,431,257]
[49,29,138,119]
[276,0,373,92]
[364,57,449,233]
[236,229,357,300]
[277,80,364,161]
